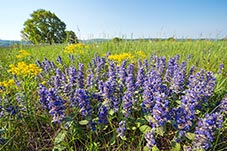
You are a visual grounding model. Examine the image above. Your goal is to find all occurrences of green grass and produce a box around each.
[1,40,227,88]
[0,40,227,151]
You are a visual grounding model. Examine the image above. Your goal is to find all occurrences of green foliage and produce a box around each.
[139,125,152,134]
[66,30,79,44]
[171,142,181,151]
[0,40,227,150]
[21,9,67,44]
[112,37,123,43]
[167,37,176,41]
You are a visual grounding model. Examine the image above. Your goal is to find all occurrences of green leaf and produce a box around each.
[103,125,108,130]
[143,146,151,151]
[171,142,181,151]
[176,100,181,105]
[53,144,66,151]
[144,115,153,122]
[155,127,164,136]
[62,114,74,122]
[136,118,147,127]
[40,114,49,122]
[54,130,67,145]
[152,145,160,151]
[120,136,127,141]
[109,109,114,116]
[195,109,201,114]
[110,134,116,146]
[185,132,195,140]
[139,125,152,134]
[132,126,137,130]
[79,120,89,125]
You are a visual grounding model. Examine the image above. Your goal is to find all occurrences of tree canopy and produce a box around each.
[66,30,79,44]
[21,9,77,44]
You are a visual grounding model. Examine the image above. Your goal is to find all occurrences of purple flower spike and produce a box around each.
[47,88,66,123]
[192,113,223,150]
[145,130,156,148]
[38,84,49,109]
[77,63,85,89]
[98,105,108,124]
[117,120,126,137]
[74,89,92,117]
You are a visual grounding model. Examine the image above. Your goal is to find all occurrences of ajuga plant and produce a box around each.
[1,53,226,151]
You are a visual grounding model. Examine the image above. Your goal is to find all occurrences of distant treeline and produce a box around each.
[1,37,226,47]
[0,40,30,47]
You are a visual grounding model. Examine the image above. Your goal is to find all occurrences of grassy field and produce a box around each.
[0,40,227,150]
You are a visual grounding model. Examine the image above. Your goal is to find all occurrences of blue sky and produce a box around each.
[0,0,227,40]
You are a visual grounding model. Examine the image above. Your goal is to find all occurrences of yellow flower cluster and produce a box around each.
[64,43,88,54]
[8,62,42,77]
[16,50,30,58]
[108,52,134,63]
[136,50,146,58]
[0,79,15,87]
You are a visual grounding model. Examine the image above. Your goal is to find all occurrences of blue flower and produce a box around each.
[77,63,85,89]
[86,66,94,88]
[56,55,63,64]
[13,75,20,87]
[164,55,179,83]
[188,70,216,102]
[127,64,134,76]
[170,107,194,132]
[43,57,54,72]
[108,61,117,85]
[47,88,66,123]
[117,120,126,137]
[98,105,108,124]
[219,96,227,115]
[192,113,223,150]
[38,84,49,109]
[68,54,75,63]
[154,56,166,75]
[135,66,145,90]
[143,59,149,73]
[118,60,127,85]
[5,105,19,116]
[218,63,224,74]
[74,89,92,117]
[122,92,133,117]
[67,66,77,86]
[152,97,169,127]
[142,71,162,114]
[145,130,156,148]
[170,62,186,94]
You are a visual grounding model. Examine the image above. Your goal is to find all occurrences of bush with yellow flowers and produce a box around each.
[64,43,88,54]
[108,52,134,63]
[16,50,31,58]
[8,62,42,77]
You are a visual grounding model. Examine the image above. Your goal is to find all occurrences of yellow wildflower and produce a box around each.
[0,79,15,87]
[108,52,134,63]
[64,43,88,54]
[41,81,46,85]
[16,50,30,58]
[8,62,42,77]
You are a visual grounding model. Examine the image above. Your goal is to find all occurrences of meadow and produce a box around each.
[0,39,227,151]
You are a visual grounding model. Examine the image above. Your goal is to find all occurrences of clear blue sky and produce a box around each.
[0,0,227,40]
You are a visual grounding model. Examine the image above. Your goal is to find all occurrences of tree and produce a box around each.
[112,37,123,43]
[66,30,79,44]
[21,9,67,44]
